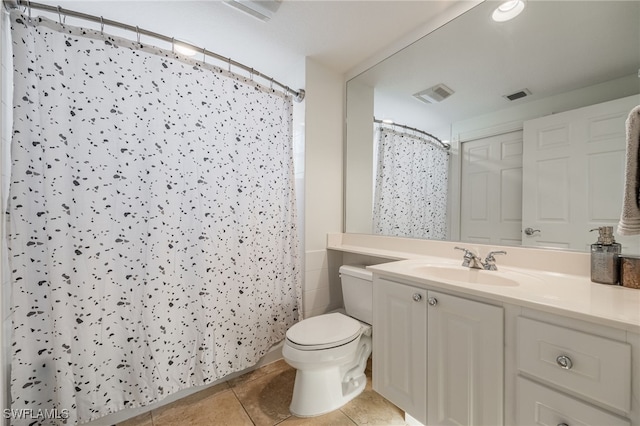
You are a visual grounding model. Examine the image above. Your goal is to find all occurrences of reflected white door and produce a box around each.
[522,95,640,251]
[460,131,523,246]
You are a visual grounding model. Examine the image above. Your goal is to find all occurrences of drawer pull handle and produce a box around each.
[412,293,422,302]
[556,355,573,370]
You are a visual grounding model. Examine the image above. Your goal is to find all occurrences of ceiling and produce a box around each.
[30,0,467,84]
[354,0,640,139]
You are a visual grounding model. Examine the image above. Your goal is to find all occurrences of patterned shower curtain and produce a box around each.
[373,127,448,239]
[8,12,301,425]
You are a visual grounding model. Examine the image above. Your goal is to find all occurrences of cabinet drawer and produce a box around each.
[517,317,631,413]
[517,377,629,426]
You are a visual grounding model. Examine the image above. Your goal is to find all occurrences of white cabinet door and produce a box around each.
[522,95,640,252]
[427,291,504,426]
[373,277,428,425]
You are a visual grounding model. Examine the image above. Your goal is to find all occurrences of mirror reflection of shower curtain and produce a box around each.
[372,127,448,239]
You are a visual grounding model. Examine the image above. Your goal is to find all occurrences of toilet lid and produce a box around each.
[286,312,362,348]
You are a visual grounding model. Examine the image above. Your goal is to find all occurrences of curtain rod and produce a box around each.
[374,117,449,150]
[4,0,305,103]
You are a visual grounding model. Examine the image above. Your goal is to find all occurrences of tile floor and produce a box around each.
[118,358,406,426]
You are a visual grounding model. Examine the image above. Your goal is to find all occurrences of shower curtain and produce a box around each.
[373,127,448,239]
[8,12,301,425]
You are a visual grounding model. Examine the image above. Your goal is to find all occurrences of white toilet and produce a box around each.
[283,264,373,417]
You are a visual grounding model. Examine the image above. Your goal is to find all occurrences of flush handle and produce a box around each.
[412,293,422,302]
[556,355,573,370]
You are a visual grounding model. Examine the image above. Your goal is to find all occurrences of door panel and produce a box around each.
[460,131,523,245]
[427,291,504,426]
[373,277,427,424]
[522,95,640,251]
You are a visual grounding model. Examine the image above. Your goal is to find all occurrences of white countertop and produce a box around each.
[327,233,640,333]
[367,257,640,333]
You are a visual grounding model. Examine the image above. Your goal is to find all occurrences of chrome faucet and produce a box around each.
[483,251,507,271]
[454,247,485,269]
[455,247,507,271]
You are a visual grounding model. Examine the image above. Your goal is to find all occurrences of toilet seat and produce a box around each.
[286,313,362,351]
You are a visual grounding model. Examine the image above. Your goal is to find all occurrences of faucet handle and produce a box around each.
[485,250,507,261]
[455,246,482,268]
[484,250,507,270]
[454,246,472,255]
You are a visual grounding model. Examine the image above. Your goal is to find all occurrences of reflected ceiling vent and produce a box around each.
[224,0,282,22]
[413,84,454,104]
[504,88,532,101]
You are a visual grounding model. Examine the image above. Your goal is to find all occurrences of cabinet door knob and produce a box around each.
[556,355,573,370]
[428,297,438,306]
[412,293,422,302]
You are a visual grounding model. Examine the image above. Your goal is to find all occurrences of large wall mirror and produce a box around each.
[345,0,640,254]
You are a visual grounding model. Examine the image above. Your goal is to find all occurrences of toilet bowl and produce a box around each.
[283,265,373,417]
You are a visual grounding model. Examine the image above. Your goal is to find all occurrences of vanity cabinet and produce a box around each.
[517,377,630,426]
[373,276,503,426]
[427,290,503,426]
[515,316,633,426]
[373,277,428,423]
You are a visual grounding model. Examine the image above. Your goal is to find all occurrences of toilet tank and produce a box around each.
[339,265,373,325]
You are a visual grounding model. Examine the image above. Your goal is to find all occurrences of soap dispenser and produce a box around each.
[590,226,621,285]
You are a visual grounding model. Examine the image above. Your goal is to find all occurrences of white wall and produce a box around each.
[450,74,640,142]
[303,58,345,318]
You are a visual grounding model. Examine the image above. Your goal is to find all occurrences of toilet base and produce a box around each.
[289,365,367,418]
[288,335,372,417]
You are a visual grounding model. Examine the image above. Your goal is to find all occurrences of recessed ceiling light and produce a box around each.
[492,0,526,22]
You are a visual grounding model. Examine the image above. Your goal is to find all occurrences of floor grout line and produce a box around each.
[229,379,260,426]
[117,357,405,426]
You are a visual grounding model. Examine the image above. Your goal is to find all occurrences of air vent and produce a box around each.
[224,0,282,21]
[504,88,532,101]
[413,84,454,104]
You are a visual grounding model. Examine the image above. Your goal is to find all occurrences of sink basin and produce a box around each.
[413,265,520,286]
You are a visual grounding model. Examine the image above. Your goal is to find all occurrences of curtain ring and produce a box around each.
[57,6,62,25]
[100,16,104,34]
[228,57,231,73]
[270,77,274,90]
[202,46,206,64]
[171,37,175,53]
[27,0,31,20]
[136,26,140,44]
[250,68,254,80]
